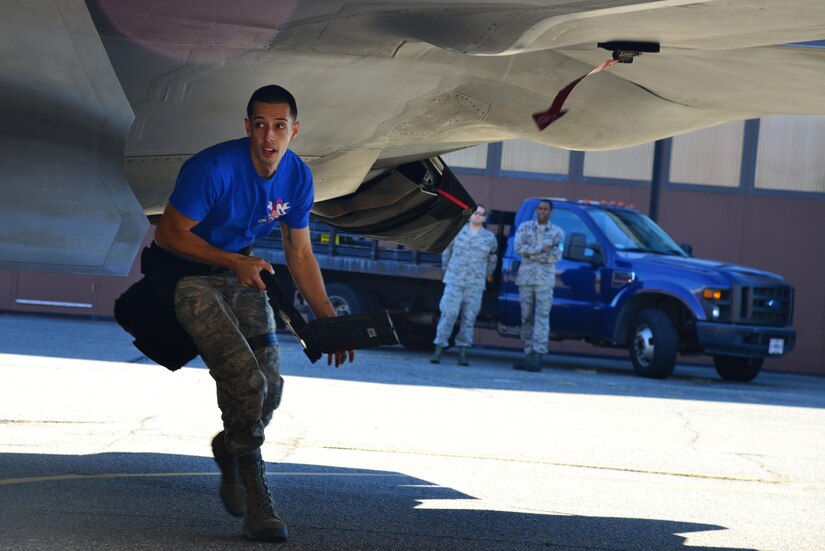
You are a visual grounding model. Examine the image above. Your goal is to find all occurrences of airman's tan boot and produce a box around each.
[237,450,289,543]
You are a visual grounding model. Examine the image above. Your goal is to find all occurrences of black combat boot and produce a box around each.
[458,347,469,366]
[513,351,530,371]
[211,431,245,517]
[524,351,542,372]
[430,345,445,364]
[237,449,289,543]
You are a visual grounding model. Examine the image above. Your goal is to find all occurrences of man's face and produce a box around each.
[471,208,487,222]
[245,101,299,178]
[536,201,552,224]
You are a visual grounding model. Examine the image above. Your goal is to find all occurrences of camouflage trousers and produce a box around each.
[174,273,282,457]
[519,284,554,355]
[434,284,484,348]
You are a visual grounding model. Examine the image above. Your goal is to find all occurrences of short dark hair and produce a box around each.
[538,199,553,210]
[246,85,298,121]
[475,203,487,213]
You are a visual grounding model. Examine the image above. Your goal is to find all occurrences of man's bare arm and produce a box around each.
[280,224,335,318]
[281,224,354,366]
[154,203,273,289]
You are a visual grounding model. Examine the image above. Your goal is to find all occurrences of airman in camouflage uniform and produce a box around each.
[431,205,498,366]
[514,200,564,371]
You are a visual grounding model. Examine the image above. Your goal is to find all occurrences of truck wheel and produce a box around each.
[396,321,437,351]
[628,309,678,379]
[324,283,374,317]
[713,355,764,382]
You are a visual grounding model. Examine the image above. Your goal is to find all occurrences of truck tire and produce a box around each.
[396,321,437,351]
[324,283,374,317]
[713,355,764,382]
[628,309,678,379]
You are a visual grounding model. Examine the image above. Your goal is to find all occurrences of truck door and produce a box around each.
[496,239,522,337]
[551,209,608,338]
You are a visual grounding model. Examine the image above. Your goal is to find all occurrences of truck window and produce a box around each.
[586,208,685,256]
[551,210,598,255]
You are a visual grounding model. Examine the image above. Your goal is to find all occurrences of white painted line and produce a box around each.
[0,472,408,486]
[15,299,93,309]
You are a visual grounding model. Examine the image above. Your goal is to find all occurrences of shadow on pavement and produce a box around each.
[2,312,823,410]
[0,451,752,551]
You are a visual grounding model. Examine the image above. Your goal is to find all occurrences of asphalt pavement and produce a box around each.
[1,312,824,551]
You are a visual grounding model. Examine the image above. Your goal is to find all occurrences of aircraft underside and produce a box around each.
[2,0,824,274]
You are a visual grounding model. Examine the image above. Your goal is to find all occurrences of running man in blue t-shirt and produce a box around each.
[155,85,354,543]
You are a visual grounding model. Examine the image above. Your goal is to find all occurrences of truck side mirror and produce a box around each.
[680,242,693,257]
[565,232,602,264]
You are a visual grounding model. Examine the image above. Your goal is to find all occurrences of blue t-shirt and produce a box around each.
[169,138,314,252]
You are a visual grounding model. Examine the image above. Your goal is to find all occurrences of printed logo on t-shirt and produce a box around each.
[258,199,290,223]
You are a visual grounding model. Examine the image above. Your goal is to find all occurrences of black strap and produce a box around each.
[260,271,323,363]
[246,332,277,351]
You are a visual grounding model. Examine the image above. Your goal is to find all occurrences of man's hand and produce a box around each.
[232,256,274,289]
[328,349,355,368]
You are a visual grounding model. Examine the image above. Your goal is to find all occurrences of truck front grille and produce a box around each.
[735,285,794,326]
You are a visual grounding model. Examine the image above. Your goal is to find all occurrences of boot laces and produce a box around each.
[253,464,277,516]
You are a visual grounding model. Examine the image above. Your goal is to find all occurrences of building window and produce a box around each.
[755,115,825,193]
[441,144,488,169]
[670,121,743,188]
[500,138,569,174]
[583,142,654,181]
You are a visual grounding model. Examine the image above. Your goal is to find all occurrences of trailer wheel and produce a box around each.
[713,355,763,382]
[396,321,437,351]
[324,283,374,317]
[628,309,677,379]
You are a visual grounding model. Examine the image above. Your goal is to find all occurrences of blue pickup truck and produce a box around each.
[254,197,795,382]
[496,198,795,381]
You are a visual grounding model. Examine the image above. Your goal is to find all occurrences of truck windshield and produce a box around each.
[585,208,686,256]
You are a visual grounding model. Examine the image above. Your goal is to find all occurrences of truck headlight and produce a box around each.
[701,288,731,322]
